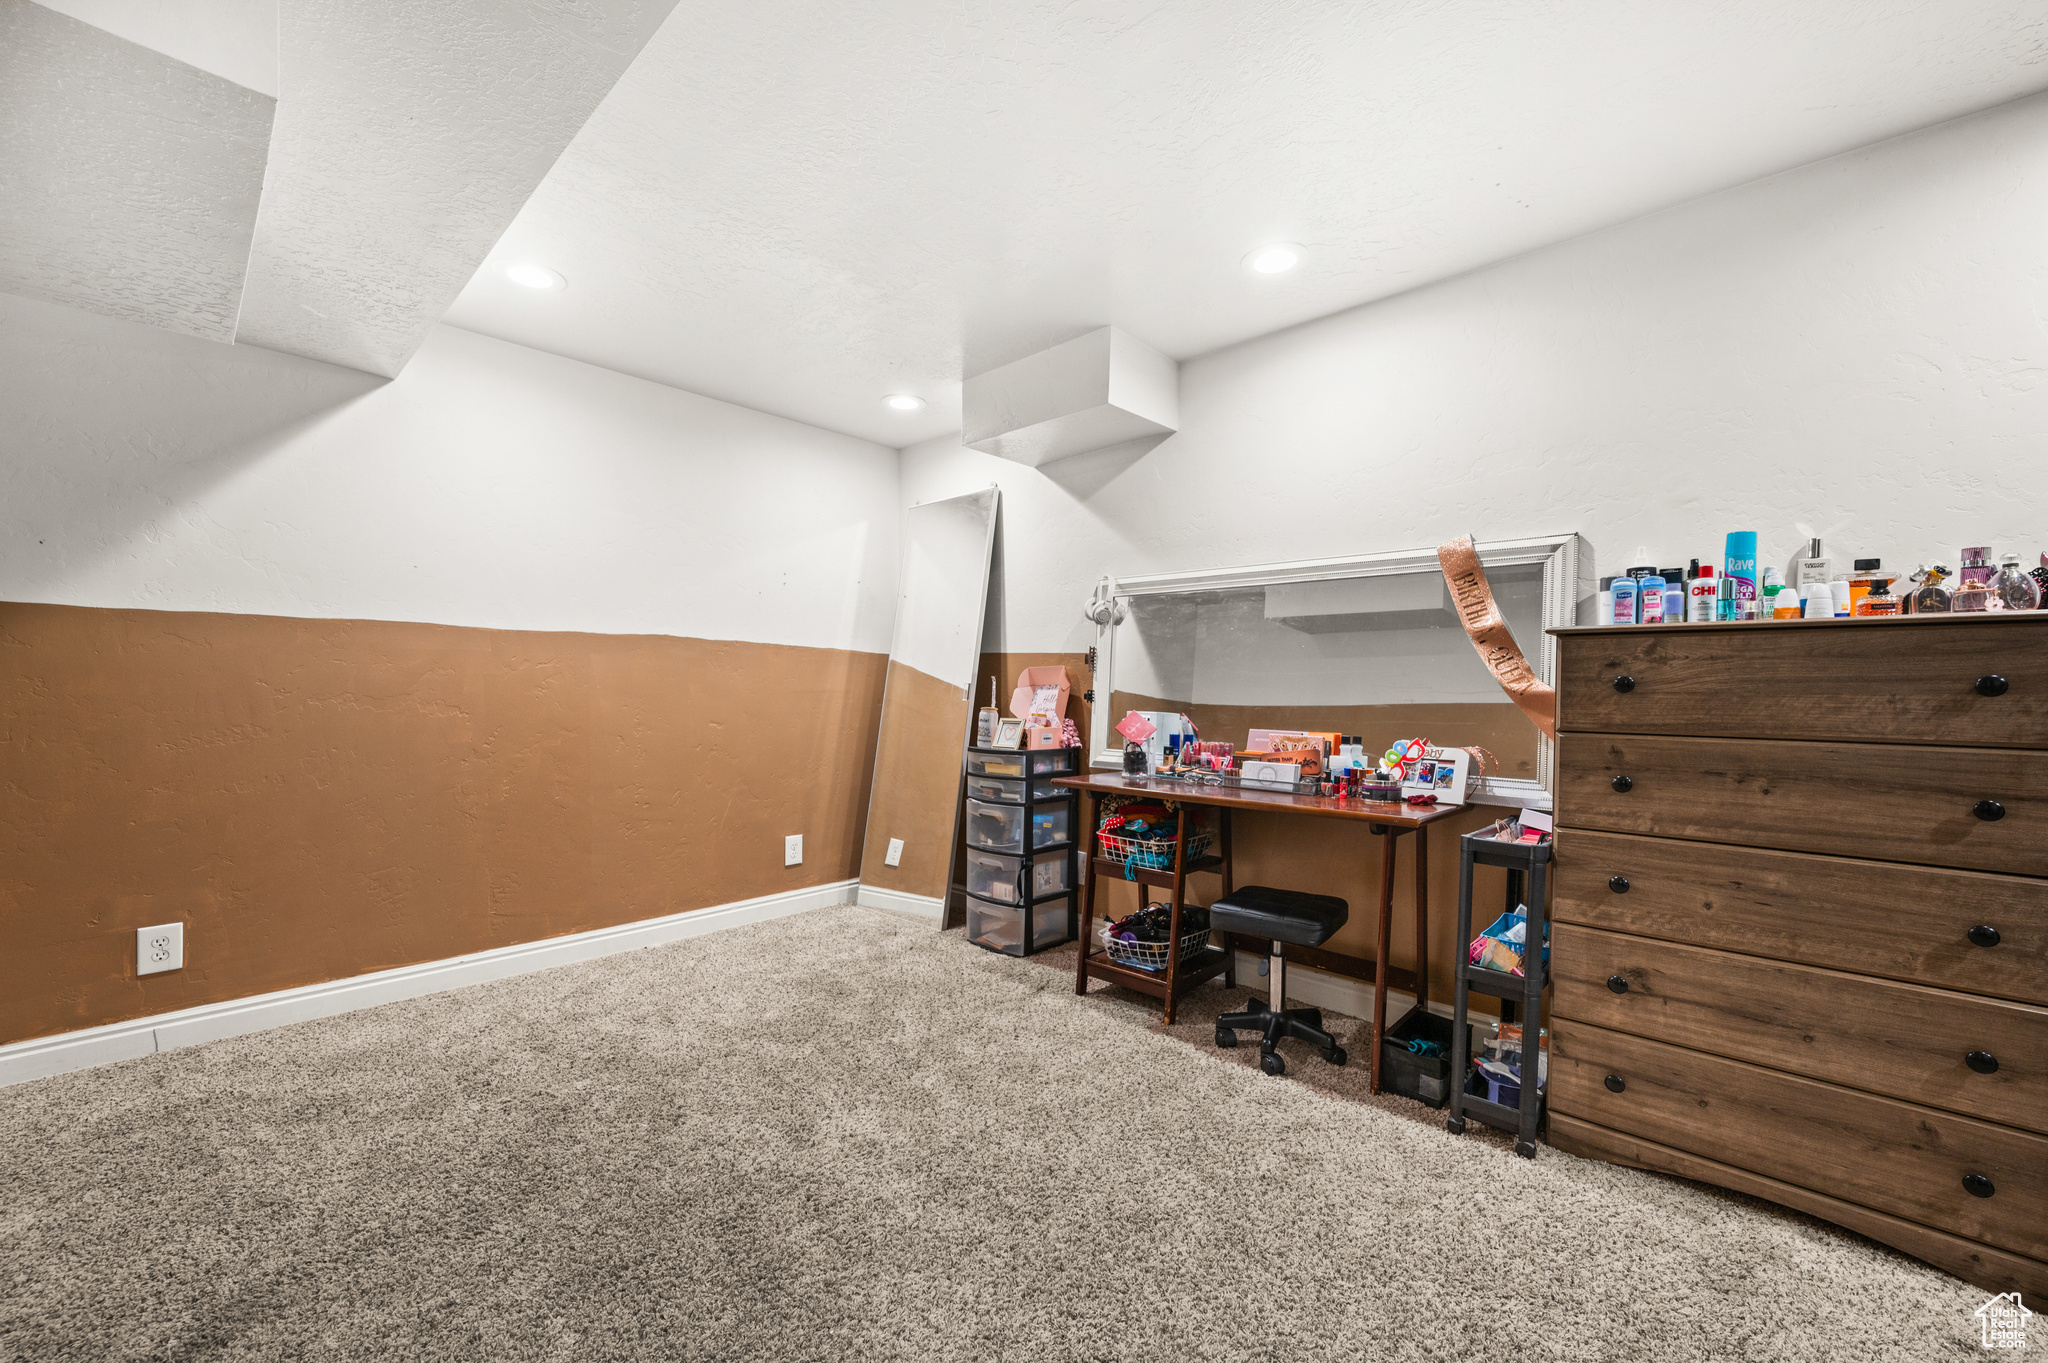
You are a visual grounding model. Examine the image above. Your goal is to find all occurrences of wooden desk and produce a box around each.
[1051,772,1462,1094]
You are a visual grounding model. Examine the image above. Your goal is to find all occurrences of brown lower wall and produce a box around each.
[0,602,886,1047]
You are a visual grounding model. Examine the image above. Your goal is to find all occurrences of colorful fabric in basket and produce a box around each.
[1467,908,1547,977]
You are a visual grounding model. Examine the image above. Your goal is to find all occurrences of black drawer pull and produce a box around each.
[1963,1173,1995,1199]
[1976,674,2009,697]
[1612,675,1635,693]
[1608,875,1630,894]
[1607,975,1630,995]
[1611,775,1633,793]
[1604,1074,1626,1093]
[1967,1051,2000,1074]
[1968,925,2002,948]
[1974,799,2005,822]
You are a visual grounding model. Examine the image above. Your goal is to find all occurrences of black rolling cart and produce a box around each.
[1445,830,1550,1157]
[960,746,1080,956]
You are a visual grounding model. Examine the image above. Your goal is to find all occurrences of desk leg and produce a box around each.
[1220,808,1235,991]
[1413,823,1429,1017]
[1162,815,1189,1025]
[1075,791,1097,997]
[1370,826,1399,1095]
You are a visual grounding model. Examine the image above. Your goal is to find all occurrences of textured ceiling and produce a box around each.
[0,4,273,344]
[445,0,2048,446]
[232,0,680,377]
[31,0,280,96]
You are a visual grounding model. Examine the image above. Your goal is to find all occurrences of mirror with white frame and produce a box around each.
[1085,536,1589,807]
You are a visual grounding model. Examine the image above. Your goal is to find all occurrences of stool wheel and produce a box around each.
[1322,1045,1347,1067]
[1515,1140,1538,1159]
[1259,1051,1286,1077]
[1213,1028,1238,1049]
[1243,996,1267,1015]
[1445,1116,1466,1135]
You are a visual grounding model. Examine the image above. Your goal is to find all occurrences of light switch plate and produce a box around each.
[784,834,803,866]
[884,838,904,867]
[137,922,184,975]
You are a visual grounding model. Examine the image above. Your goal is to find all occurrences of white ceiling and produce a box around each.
[31,0,280,96]
[234,0,681,376]
[1,4,272,342]
[445,0,2048,446]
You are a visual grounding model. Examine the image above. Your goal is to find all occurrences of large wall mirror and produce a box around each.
[858,488,1001,912]
[1086,535,1588,806]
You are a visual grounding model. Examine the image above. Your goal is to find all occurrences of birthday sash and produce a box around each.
[1437,535,1557,740]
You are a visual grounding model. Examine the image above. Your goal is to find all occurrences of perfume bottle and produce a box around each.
[1991,554,2043,611]
[1852,577,1899,616]
[1907,565,1951,614]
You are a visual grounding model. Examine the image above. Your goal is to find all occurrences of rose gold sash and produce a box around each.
[1437,535,1557,740]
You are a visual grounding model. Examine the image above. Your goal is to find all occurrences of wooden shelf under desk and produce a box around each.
[1079,944,1233,1000]
[1088,854,1225,889]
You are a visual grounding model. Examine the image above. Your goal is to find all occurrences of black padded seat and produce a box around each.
[1207,885,1348,947]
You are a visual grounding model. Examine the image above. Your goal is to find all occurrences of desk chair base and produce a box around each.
[1214,947,1347,1076]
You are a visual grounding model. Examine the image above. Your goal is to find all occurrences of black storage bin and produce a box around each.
[1379,1006,1462,1109]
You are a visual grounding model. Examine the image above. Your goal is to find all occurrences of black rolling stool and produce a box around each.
[1209,886,1349,1076]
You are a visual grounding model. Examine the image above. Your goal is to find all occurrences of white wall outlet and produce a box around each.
[884,838,904,867]
[137,922,184,976]
[784,834,803,866]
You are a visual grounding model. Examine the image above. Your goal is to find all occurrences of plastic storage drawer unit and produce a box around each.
[964,848,1072,905]
[967,895,1074,957]
[965,748,1078,779]
[964,774,1069,805]
[965,799,1071,853]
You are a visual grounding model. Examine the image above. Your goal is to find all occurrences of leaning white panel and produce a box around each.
[0,3,273,343]
[233,0,680,377]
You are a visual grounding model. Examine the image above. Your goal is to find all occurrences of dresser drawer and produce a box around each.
[1557,618,2048,748]
[1551,1020,2048,1259]
[1552,830,2048,1005]
[1551,923,2048,1133]
[1556,734,2048,876]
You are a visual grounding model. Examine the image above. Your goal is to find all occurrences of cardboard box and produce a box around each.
[1009,666,1072,725]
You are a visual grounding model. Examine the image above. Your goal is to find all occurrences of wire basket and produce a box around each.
[1096,829,1214,874]
[1102,923,1214,972]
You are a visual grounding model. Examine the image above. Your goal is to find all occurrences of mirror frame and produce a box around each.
[1084,533,1590,808]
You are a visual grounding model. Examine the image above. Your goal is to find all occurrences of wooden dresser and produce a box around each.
[1546,613,2048,1299]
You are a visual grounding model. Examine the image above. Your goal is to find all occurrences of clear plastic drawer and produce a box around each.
[964,848,1072,904]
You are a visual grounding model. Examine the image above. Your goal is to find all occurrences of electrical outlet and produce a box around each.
[884,838,904,867]
[784,834,803,866]
[137,922,184,976]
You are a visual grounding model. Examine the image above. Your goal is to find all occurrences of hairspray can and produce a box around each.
[1723,531,1759,617]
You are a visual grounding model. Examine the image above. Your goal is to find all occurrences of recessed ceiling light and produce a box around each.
[1244,243,1303,275]
[505,263,565,290]
[884,394,926,412]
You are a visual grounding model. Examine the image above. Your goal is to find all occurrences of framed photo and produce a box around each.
[992,717,1026,750]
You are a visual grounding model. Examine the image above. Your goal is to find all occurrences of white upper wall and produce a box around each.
[904,90,2048,653]
[0,293,900,653]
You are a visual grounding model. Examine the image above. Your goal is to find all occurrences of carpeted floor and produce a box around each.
[0,905,1992,1361]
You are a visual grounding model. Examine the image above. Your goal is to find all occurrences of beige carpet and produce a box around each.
[0,905,1992,1361]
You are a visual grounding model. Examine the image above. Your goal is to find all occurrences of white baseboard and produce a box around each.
[1228,949,1475,1029]
[854,883,945,918]
[0,878,857,1089]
